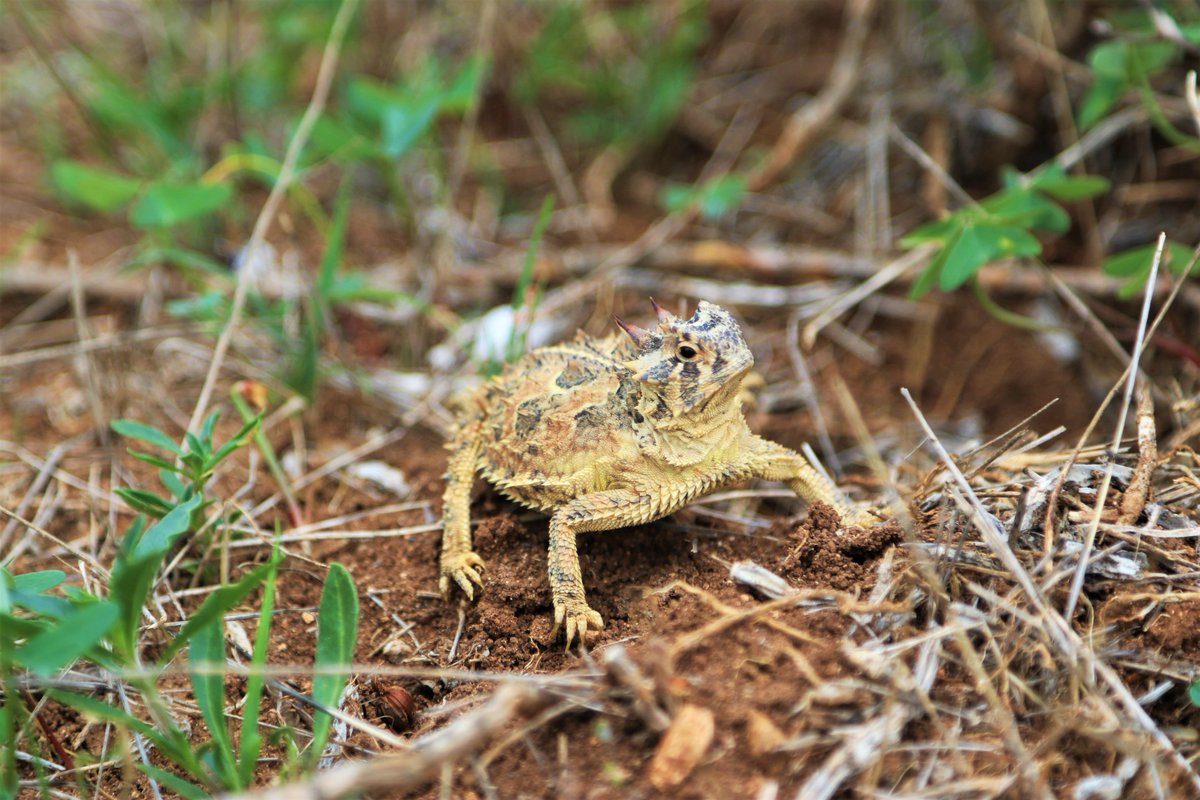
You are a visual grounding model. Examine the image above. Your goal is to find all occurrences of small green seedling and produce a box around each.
[111,411,261,526]
[901,164,1110,300]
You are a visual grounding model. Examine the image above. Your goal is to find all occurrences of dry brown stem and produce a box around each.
[747,0,876,191]
[218,685,550,800]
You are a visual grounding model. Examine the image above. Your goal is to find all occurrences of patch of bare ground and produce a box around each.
[5,277,1200,798]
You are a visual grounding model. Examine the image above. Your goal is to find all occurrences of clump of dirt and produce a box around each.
[779,502,904,590]
[1146,599,1200,657]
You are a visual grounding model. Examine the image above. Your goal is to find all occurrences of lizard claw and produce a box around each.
[842,504,889,529]
[551,597,605,649]
[439,551,486,600]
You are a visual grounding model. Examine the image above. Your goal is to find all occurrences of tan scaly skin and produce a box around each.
[439,299,880,647]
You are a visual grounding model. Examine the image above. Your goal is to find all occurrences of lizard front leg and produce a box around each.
[746,437,879,527]
[547,489,659,647]
[439,420,486,599]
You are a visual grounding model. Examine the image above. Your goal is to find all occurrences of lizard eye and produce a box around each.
[677,345,698,360]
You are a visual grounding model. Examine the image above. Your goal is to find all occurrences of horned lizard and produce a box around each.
[439,299,877,646]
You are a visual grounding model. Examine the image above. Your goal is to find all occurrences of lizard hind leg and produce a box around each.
[439,419,487,600]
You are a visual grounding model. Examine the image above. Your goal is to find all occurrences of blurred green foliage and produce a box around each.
[902,165,1110,297]
[516,2,708,150]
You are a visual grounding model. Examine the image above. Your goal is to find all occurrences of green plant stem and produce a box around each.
[237,539,279,786]
[130,674,214,789]
[0,661,20,797]
[230,389,304,527]
[202,154,330,236]
[970,276,1060,332]
[505,194,555,364]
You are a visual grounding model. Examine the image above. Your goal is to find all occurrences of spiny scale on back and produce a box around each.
[437,298,878,648]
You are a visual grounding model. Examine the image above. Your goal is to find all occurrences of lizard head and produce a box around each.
[615,299,754,415]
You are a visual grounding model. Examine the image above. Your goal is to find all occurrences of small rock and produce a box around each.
[346,461,411,496]
[648,704,715,789]
[745,709,786,756]
[730,560,797,600]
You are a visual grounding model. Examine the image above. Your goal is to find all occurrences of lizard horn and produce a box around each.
[649,297,676,324]
[614,316,654,348]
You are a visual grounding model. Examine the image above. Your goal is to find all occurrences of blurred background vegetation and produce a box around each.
[1,0,1198,394]
[3,3,1200,796]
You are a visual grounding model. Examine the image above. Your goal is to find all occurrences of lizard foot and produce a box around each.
[439,550,486,600]
[551,597,605,649]
[842,504,891,529]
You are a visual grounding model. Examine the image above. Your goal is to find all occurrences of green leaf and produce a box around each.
[136,765,211,800]
[108,496,201,656]
[317,175,353,300]
[306,115,379,163]
[1087,40,1129,79]
[324,274,417,305]
[190,622,238,788]
[107,527,157,656]
[126,450,181,473]
[1102,241,1195,277]
[134,494,203,559]
[982,188,1070,233]
[160,557,280,664]
[1078,75,1126,131]
[308,562,359,766]
[440,55,490,113]
[7,589,73,619]
[939,224,996,291]
[200,412,221,450]
[112,420,184,455]
[50,161,142,213]
[160,470,189,500]
[185,432,209,461]
[380,96,440,159]
[1103,244,1160,278]
[910,229,956,299]
[46,690,200,777]
[289,302,320,400]
[11,570,66,594]
[114,488,175,518]
[900,215,962,248]
[660,174,747,220]
[1104,241,1198,297]
[1189,681,1200,708]
[130,181,232,229]
[698,174,746,220]
[972,223,1042,259]
[14,601,119,676]
[237,541,279,787]
[1035,174,1111,202]
[660,183,699,214]
[208,415,261,468]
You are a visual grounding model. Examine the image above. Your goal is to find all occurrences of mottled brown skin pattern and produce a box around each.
[440,300,876,646]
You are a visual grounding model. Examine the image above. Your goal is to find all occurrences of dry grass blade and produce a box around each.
[1119,382,1158,525]
[185,0,360,435]
[1063,233,1163,621]
[796,637,942,800]
[902,390,1200,796]
[748,0,877,191]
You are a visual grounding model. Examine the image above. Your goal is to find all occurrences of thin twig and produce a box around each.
[748,0,876,190]
[186,0,360,434]
[217,685,551,800]
[1187,71,1200,136]
[1063,234,1162,620]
